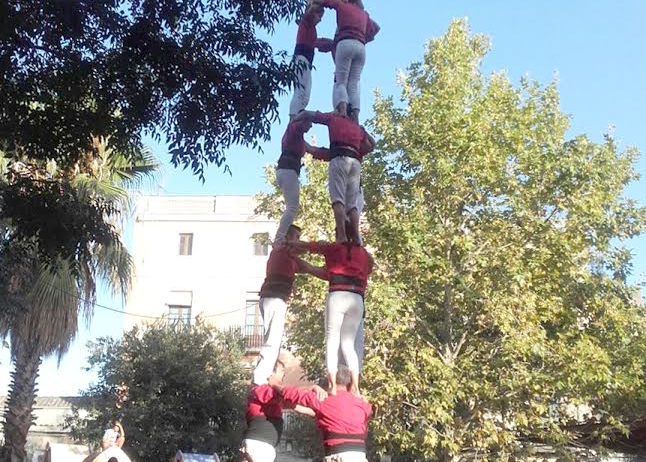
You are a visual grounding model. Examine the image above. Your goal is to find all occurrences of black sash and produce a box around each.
[294,44,315,65]
[329,143,360,160]
[277,151,303,175]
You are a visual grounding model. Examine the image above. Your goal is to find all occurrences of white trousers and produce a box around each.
[328,156,361,209]
[241,439,276,462]
[326,291,364,374]
[289,54,313,116]
[333,39,366,111]
[274,168,300,244]
[338,317,364,373]
[253,297,288,385]
[323,451,366,462]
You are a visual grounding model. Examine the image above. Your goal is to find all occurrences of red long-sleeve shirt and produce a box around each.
[259,246,300,301]
[280,386,371,454]
[244,385,284,446]
[319,0,376,44]
[312,112,368,161]
[307,242,371,296]
[295,15,330,64]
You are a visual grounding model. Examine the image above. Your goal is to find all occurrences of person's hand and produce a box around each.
[311,385,328,401]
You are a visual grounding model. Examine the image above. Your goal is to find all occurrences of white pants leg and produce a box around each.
[289,55,313,116]
[328,157,361,208]
[346,43,366,112]
[241,439,277,462]
[326,291,364,374]
[338,317,364,372]
[274,168,300,244]
[333,39,365,109]
[324,452,366,462]
[253,297,288,385]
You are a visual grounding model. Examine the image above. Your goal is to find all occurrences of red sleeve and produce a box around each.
[312,111,332,125]
[252,385,277,405]
[310,146,330,161]
[315,38,334,53]
[281,386,323,413]
[306,241,328,254]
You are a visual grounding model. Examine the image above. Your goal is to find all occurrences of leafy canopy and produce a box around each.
[1,0,306,178]
[257,19,646,462]
[67,321,249,462]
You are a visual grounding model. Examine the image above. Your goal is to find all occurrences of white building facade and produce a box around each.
[126,195,277,345]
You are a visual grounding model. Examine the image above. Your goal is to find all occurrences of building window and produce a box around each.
[168,305,191,325]
[179,233,193,256]
[244,298,264,349]
[252,232,269,256]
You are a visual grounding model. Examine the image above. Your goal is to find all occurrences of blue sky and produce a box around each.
[1,0,644,397]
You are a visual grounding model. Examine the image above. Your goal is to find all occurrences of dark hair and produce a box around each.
[108,458,118,462]
[336,366,352,387]
[288,224,301,234]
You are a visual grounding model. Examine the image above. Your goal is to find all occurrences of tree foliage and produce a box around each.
[0,0,306,177]
[67,321,248,462]
[257,19,646,461]
[0,139,158,462]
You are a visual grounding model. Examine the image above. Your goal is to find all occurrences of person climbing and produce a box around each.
[312,0,380,123]
[294,227,373,395]
[274,116,330,245]
[289,2,334,118]
[271,365,371,462]
[292,110,375,243]
[253,225,328,386]
[242,359,322,462]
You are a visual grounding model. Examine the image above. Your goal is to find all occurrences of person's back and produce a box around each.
[277,366,371,460]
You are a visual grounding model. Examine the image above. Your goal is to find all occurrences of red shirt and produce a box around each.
[281,120,307,158]
[296,15,317,47]
[244,385,284,446]
[320,0,372,44]
[312,112,368,160]
[246,384,283,421]
[281,387,371,451]
[307,242,371,295]
[259,246,300,300]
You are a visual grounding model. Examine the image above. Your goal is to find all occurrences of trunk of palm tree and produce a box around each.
[1,343,42,462]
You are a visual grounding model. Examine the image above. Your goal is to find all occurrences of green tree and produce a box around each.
[67,321,248,462]
[257,20,646,461]
[1,0,306,176]
[1,139,158,462]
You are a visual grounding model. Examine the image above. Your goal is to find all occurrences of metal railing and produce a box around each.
[229,325,265,350]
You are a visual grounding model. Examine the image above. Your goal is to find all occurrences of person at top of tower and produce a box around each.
[274,116,330,245]
[289,2,335,118]
[271,365,371,462]
[293,226,374,396]
[292,109,375,243]
[253,224,328,386]
[312,0,380,123]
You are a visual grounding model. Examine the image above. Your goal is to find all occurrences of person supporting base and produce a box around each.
[253,225,328,386]
[272,365,371,462]
[296,234,373,395]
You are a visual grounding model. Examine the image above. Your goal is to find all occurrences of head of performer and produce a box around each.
[305,3,324,24]
[286,224,302,244]
[334,365,353,392]
[270,359,286,385]
[293,115,313,134]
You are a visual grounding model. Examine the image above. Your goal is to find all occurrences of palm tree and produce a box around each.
[0,139,158,462]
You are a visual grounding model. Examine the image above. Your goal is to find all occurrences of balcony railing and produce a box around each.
[229,325,265,350]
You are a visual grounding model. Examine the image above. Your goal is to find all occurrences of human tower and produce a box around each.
[240,1,379,462]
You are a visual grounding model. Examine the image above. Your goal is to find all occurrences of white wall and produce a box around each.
[126,196,277,330]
